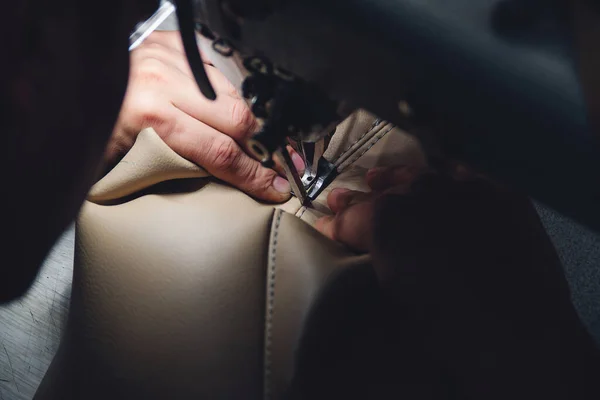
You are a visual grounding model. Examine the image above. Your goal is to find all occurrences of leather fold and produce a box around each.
[264,209,371,399]
[88,128,209,203]
[35,109,430,400]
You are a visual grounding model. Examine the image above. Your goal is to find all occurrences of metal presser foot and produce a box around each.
[238,52,342,206]
[274,147,311,206]
[278,135,338,207]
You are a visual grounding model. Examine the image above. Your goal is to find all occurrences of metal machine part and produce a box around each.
[234,53,344,201]
[190,5,348,202]
[129,2,340,203]
[275,148,310,206]
[129,2,176,51]
[297,139,325,186]
[295,136,338,200]
[305,156,338,200]
[180,0,600,232]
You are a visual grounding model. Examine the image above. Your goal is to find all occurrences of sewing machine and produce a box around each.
[27,3,600,398]
[135,0,600,230]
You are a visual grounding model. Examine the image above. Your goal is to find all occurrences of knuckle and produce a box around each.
[139,42,169,58]
[210,137,240,171]
[122,94,174,134]
[222,79,241,98]
[248,167,274,196]
[139,41,164,51]
[229,101,256,136]
[131,58,170,85]
[147,30,167,41]
[147,31,179,48]
[227,84,240,98]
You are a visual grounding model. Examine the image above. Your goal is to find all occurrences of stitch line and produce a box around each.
[264,209,282,400]
[331,121,385,164]
[338,125,395,173]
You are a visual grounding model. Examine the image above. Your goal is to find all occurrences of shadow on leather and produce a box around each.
[289,264,454,400]
[91,177,211,205]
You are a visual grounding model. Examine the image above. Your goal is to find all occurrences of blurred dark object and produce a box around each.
[190,0,600,232]
[573,0,600,139]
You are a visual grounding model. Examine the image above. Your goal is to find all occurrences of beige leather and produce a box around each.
[88,127,208,203]
[35,110,426,400]
[264,210,372,398]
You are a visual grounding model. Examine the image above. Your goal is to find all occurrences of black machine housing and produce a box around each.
[188,0,600,231]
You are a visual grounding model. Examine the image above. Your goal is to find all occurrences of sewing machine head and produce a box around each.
[138,0,600,230]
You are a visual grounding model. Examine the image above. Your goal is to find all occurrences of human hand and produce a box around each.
[108,31,303,202]
[314,165,423,252]
[316,166,600,399]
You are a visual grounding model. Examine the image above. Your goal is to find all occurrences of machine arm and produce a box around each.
[185,0,600,231]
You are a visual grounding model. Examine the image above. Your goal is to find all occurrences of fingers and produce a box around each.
[141,30,211,65]
[314,165,420,252]
[143,30,186,54]
[117,30,291,202]
[272,146,306,177]
[132,44,236,97]
[129,47,253,141]
[327,188,370,213]
[167,108,291,203]
[170,66,257,141]
[314,200,374,253]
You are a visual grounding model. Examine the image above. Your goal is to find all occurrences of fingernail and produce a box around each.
[291,152,306,174]
[273,176,291,194]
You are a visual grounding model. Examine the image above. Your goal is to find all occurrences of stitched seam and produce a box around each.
[297,206,308,219]
[330,119,383,165]
[264,209,282,400]
[338,125,395,173]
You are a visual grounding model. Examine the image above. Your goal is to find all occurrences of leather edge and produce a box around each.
[88,128,209,203]
[263,208,283,400]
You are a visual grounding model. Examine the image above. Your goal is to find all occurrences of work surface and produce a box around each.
[0,227,73,400]
[1,207,600,399]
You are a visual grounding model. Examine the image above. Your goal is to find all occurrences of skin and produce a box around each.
[1,4,301,302]
[107,31,304,201]
[2,3,599,396]
[316,166,600,399]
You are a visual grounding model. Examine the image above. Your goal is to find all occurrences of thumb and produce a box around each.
[205,136,292,203]
[314,199,374,252]
[177,131,292,203]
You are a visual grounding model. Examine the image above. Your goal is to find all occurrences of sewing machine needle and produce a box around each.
[275,148,311,207]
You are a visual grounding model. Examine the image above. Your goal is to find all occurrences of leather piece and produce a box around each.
[86,110,423,210]
[84,110,382,205]
[36,110,428,399]
[88,127,208,202]
[294,126,427,225]
[35,185,374,400]
[63,183,273,399]
[264,210,370,399]
[323,109,379,163]
[334,121,395,171]
[352,125,426,170]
